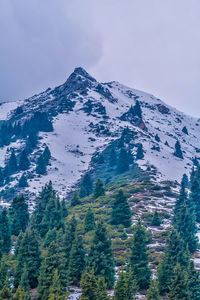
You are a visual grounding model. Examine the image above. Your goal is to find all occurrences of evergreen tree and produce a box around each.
[155,134,160,142]
[110,190,132,228]
[0,209,11,253]
[182,173,189,188]
[173,181,198,253]
[151,211,162,226]
[133,100,142,118]
[36,154,46,175]
[67,235,86,286]
[18,174,28,188]
[117,148,129,174]
[43,229,57,248]
[9,194,29,236]
[168,264,190,300]
[63,216,77,269]
[158,229,190,295]
[0,168,4,186]
[20,265,30,291]
[93,179,105,199]
[136,143,144,159]
[80,269,98,300]
[127,149,134,165]
[182,126,188,135]
[146,280,161,300]
[109,147,117,167]
[87,222,115,288]
[19,150,30,171]
[37,241,67,300]
[0,257,8,290]
[190,173,200,222]
[79,174,93,198]
[14,286,31,300]
[48,269,67,300]
[8,149,18,173]
[174,140,183,159]
[0,278,12,300]
[61,200,68,218]
[25,132,38,153]
[130,219,151,290]
[114,268,137,300]
[71,191,81,206]
[96,277,109,300]
[43,145,51,164]
[187,261,200,300]
[84,208,96,232]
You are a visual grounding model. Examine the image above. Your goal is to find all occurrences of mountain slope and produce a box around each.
[0,67,199,201]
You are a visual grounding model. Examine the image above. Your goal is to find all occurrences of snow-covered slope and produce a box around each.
[0,67,199,199]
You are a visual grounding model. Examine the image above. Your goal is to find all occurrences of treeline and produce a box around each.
[0,165,200,299]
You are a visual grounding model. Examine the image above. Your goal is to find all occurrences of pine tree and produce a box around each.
[0,209,11,253]
[63,216,77,269]
[168,264,190,300]
[114,269,137,300]
[61,200,68,218]
[0,257,8,290]
[182,173,189,188]
[110,190,132,227]
[117,148,129,174]
[182,126,188,135]
[37,241,67,300]
[136,143,144,159]
[0,168,4,186]
[130,219,151,290]
[18,174,28,187]
[48,269,67,300]
[87,222,115,288]
[0,278,12,300]
[19,150,30,170]
[36,154,46,175]
[187,261,200,300]
[14,286,31,300]
[190,172,200,222]
[146,280,161,300]
[133,100,142,118]
[158,229,190,295]
[96,277,109,300]
[9,194,29,236]
[67,235,86,286]
[174,140,183,159]
[8,149,18,173]
[151,211,162,226]
[84,208,96,232]
[43,145,51,164]
[127,149,134,165]
[80,269,98,300]
[155,134,160,142]
[93,179,105,198]
[173,181,198,253]
[109,147,117,167]
[20,265,30,291]
[79,173,93,198]
[71,191,81,206]
[43,229,57,248]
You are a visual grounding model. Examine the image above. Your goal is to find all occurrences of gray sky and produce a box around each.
[1,0,200,117]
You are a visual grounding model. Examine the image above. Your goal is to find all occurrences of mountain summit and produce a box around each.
[0,67,199,201]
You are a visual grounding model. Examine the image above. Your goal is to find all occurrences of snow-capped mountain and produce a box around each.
[0,67,199,200]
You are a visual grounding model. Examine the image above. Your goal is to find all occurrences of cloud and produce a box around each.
[0,0,200,117]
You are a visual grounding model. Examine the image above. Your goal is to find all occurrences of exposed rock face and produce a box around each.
[157,104,170,114]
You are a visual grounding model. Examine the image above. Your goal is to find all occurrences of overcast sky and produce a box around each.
[1,0,200,117]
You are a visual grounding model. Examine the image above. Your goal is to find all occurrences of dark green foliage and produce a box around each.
[61,200,68,218]
[187,261,200,300]
[182,173,189,188]
[0,257,8,290]
[43,229,57,248]
[127,149,134,165]
[19,150,30,171]
[20,265,30,291]
[87,222,115,288]
[48,269,67,300]
[96,277,109,300]
[133,100,142,118]
[146,280,161,300]
[174,140,183,159]
[110,190,132,228]
[136,143,144,159]
[25,132,38,153]
[0,278,12,300]
[68,235,86,286]
[71,191,81,206]
[8,149,18,173]
[114,268,137,300]
[158,229,190,295]
[168,264,190,300]
[79,173,93,198]
[182,126,188,135]
[0,209,11,253]
[117,148,129,174]
[43,145,51,164]
[109,147,117,167]
[14,230,41,289]
[155,134,160,142]
[84,208,96,232]
[190,171,200,222]
[63,216,77,269]
[14,286,31,300]
[151,211,162,226]
[130,219,151,290]
[80,269,98,300]
[9,194,29,236]
[18,174,28,188]
[93,179,105,199]
[37,241,67,300]
[173,181,198,253]
[0,168,4,186]
[36,154,46,175]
